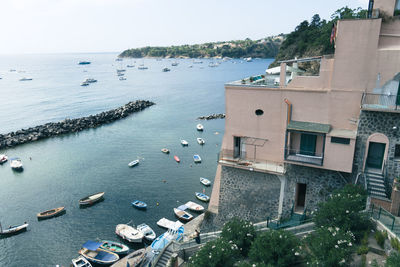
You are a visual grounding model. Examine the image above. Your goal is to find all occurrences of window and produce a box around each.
[395,144,400,160]
[331,137,350,145]
[255,109,264,116]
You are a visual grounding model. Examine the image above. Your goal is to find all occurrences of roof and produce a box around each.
[287,120,331,134]
[82,240,102,251]
[328,129,357,139]
[265,65,305,75]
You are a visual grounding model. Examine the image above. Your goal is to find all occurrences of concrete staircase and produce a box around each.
[154,246,174,267]
[366,170,388,199]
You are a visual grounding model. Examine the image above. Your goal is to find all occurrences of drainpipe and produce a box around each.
[284,98,292,125]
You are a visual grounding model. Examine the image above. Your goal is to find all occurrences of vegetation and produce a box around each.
[375,230,387,249]
[385,252,400,267]
[220,218,256,256]
[119,36,284,59]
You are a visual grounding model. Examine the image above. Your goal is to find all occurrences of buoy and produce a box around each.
[156,202,159,206]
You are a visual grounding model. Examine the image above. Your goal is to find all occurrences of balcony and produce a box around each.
[218,149,285,174]
[362,93,400,111]
[284,148,324,166]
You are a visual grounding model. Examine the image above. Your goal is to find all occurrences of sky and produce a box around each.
[0,0,369,54]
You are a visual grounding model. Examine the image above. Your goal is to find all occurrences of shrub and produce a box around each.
[375,231,386,249]
[391,237,400,252]
[385,251,400,267]
[361,254,367,267]
[249,229,301,267]
[357,245,369,255]
[187,238,240,267]
[220,218,256,256]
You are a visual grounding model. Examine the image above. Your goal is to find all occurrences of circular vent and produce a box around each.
[255,109,264,116]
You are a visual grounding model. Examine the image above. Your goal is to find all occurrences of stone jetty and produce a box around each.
[0,100,154,149]
[197,113,225,120]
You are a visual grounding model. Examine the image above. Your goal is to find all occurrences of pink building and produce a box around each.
[210,0,400,225]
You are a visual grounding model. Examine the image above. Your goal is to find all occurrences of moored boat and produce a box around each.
[100,240,129,255]
[79,192,105,206]
[19,77,33,81]
[110,248,146,267]
[174,155,180,163]
[151,226,184,253]
[171,62,178,66]
[0,154,8,164]
[137,223,157,241]
[197,137,205,145]
[115,224,144,243]
[80,81,90,86]
[193,154,201,163]
[161,148,170,154]
[0,222,29,236]
[37,206,65,220]
[162,67,171,72]
[184,201,204,212]
[132,200,147,210]
[10,157,23,170]
[83,78,97,83]
[195,192,210,202]
[128,159,139,167]
[174,208,194,222]
[156,218,183,230]
[79,241,119,265]
[119,76,127,81]
[180,139,188,146]
[78,61,91,65]
[72,255,92,267]
[200,177,211,186]
[196,124,204,131]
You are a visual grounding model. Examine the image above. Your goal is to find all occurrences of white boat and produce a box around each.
[79,192,105,206]
[156,218,183,230]
[195,192,210,202]
[161,148,170,154]
[245,57,253,62]
[208,62,218,67]
[79,241,119,265]
[137,223,157,241]
[196,124,204,131]
[19,77,33,81]
[119,77,127,81]
[80,82,89,86]
[162,67,171,72]
[171,62,178,66]
[72,255,92,267]
[115,224,144,243]
[0,222,29,235]
[126,65,135,68]
[174,208,194,222]
[151,226,184,253]
[10,157,23,170]
[138,65,148,70]
[83,78,97,83]
[200,177,211,186]
[184,201,204,212]
[128,159,139,167]
[193,154,201,163]
[180,139,188,146]
[197,138,205,145]
[193,60,203,64]
[0,154,8,164]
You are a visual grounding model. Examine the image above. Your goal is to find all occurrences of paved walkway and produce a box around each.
[208,164,221,214]
[183,213,204,242]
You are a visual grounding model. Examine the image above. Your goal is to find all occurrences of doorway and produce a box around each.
[233,136,241,158]
[300,133,317,156]
[366,142,386,170]
[295,183,307,212]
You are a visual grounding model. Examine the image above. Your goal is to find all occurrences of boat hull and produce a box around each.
[132,200,147,210]
[79,248,119,265]
[0,223,29,236]
[195,192,210,202]
[100,240,129,255]
[174,208,193,222]
[79,192,105,206]
[37,207,65,219]
[174,156,180,163]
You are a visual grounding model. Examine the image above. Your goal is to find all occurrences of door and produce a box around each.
[366,142,386,169]
[300,133,317,156]
[295,183,307,211]
[233,137,241,158]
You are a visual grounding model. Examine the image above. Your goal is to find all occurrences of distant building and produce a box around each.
[209,0,400,226]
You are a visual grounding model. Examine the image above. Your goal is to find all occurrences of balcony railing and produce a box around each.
[284,148,324,166]
[218,149,285,174]
[361,93,400,111]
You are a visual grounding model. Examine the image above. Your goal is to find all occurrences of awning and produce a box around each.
[287,120,330,134]
[82,240,102,251]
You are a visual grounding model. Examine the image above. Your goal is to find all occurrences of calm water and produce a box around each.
[0,53,273,266]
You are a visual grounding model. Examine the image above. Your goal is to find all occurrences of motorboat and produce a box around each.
[116,69,126,73]
[156,218,183,230]
[193,154,201,163]
[83,78,97,83]
[138,65,148,70]
[78,61,91,65]
[128,159,139,167]
[37,206,65,220]
[162,67,171,72]
[180,139,188,146]
[245,57,253,62]
[79,240,119,265]
[171,62,178,66]
[184,201,204,212]
[19,77,33,81]
[72,255,92,267]
[208,62,218,67]
[197,138,205,145]
[0,154,8,164]
[195,192,210,202]
[10,157,23,170]
[174,208,194,222]
[200,177,211,186]
[174,155,180,163]
[0,222,29,236]
[196,124,204,131]
[100,240,129,255]
[79,192,105,206]
[119,77,127,81]
[161,148,170,154]
[137,223,157,241]
[193,60,203,64]
[117,72,124,76]
[151,226,184,253]
[132,200,147,210]
[80,81,90,86]
[126,64,135,68]
[110,249,146,267]
[115,224,144,243]
[115,58,123,61]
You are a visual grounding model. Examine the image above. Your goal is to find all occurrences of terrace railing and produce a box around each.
[284,148,324,166]
[362,93,400,111]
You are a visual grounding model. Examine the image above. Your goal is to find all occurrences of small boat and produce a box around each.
[110,248,146,267]
[193,154,201,163]
[132,200,147,210]
[72,255,92,267]
[79,241,119,265]
[197,138,205,145]
[100,240,129,255]
[161,148,170,154]
[195,192,210,202]
[156,218,183,230]
[79,192,105,206]
[128,159,139,167]
[0,222,29,236]
[119,77,127,81]
[196,124,204,131]
[171,62,178,66]
[162,67,171,72]
[0,154,8,164]
[126,64,135,68]
[184,201,204,212]
[115,58,123,61]
[83,78,97,83]
[80,82,90,86]
[19,77,33,81]
[115,224,144,243]
[117,72,124,76]
[37,206,65,220]
[78,61,91,65]
[151,226,184,253]
[138,66,148,70]
[174,208,194,222]
[174,155,180,163]
[193,60,203,64]
[137,223,157,241]
[180,139,188,146]
[10,157,23,170]
[200,177,211,186]
[208,62,218,67]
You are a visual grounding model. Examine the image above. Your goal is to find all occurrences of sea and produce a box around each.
[0,53,273,267]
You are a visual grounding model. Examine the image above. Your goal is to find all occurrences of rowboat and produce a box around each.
[110,248,146,267]
[193,154,201,163]
[196,124,204,131]
[151,226,184,253]
[37,206,65,220]
[79,240,119,265]
[72,255,92,267]
[115,224,143,243]
[0,154,8,164]
[0,222,29,236]
[100,240,129,255]
[156,218,183,230]
[10,157,23,170]
[161,148,170,154]
[180,139,188,146]
[184,201,204,212]
[197,138,205,145]
[132,200,147,210]
[174,155,180,163]
[195,192,210,202]
[174,208,194,222]
[200,177,211,186]
[128,159,139,167]
[137,223,157,241]
[79,192,105,206]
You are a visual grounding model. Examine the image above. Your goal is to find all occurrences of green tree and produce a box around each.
[220,218,256,256]
[386,252,400,267]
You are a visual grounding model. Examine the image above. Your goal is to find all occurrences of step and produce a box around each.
[368,181,385,187]
[369,186,386,193]
[366,173,384,179]
[370,191,387,198]
[367,176,385,183]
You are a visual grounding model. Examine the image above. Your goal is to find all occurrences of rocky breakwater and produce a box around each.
[0,100,154,149]
[197,113,225,120]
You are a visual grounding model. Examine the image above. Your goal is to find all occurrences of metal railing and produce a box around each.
[284,148,324,166]
[370,204,400,238]
[362,93,400,111]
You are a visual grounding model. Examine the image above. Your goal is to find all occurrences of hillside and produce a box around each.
[119,35,284,59]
